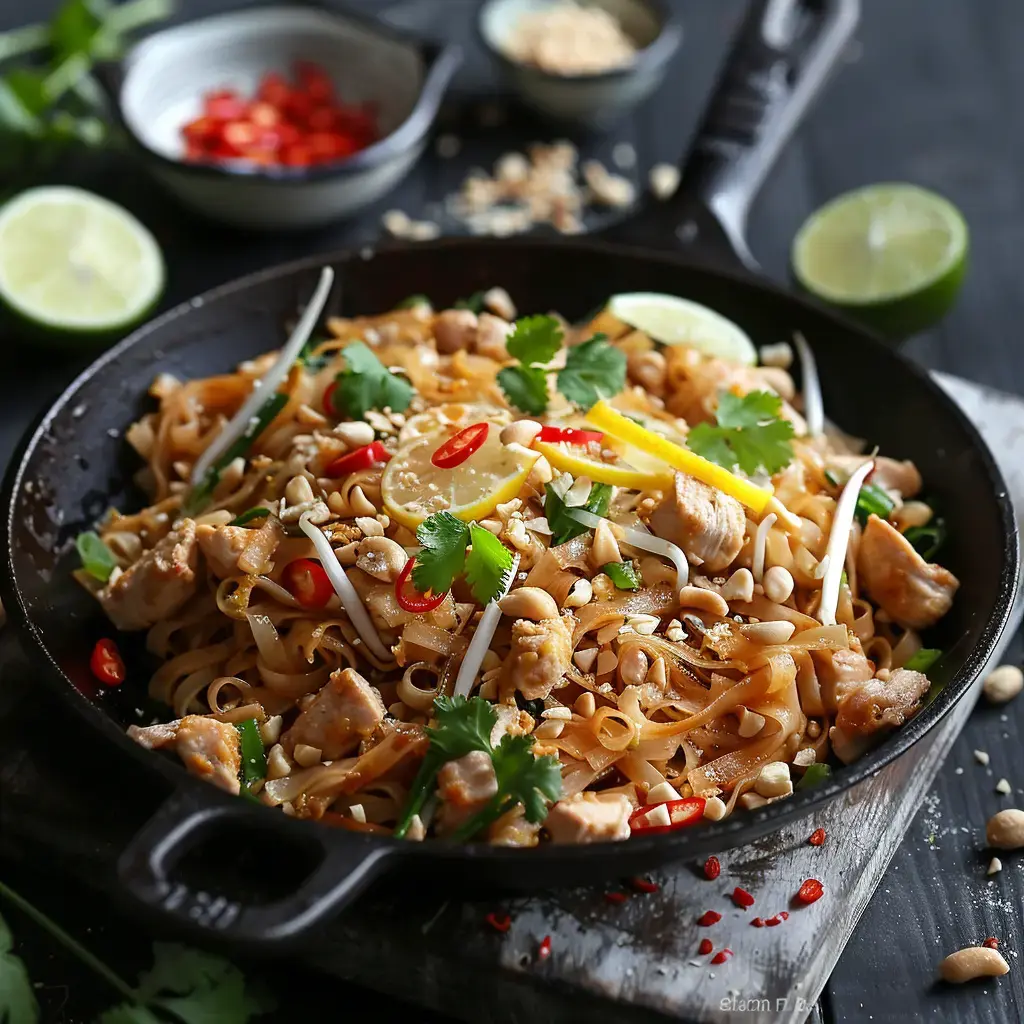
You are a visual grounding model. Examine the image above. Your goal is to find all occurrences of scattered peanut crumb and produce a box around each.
[435,133,461,159]
[649,162,680,200]
[974,749,991,766]
[988,857,1003,875]
[382,210,441,241]
[996,778,1012,795]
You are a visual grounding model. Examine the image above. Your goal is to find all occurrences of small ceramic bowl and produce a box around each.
[478,0,681,127]
[105,5,461,230]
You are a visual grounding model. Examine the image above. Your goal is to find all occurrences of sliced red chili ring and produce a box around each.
[698,938,713,955]
[395,557,448,613]
[281,558,334,609]
[536,425,604,446]
[322,380,338,415]
[808,827,826,846]
[796,878,824,905]
[710,948,733,965]
[484,912,511,933]
[90,638,125,686]
[703,855,721,880]
[431,422,489,469]
[732,886,755,909]
[324,440,390,477]
[628,797,706,835]
[697,910,721,926]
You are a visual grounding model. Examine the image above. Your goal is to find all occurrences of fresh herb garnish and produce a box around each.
[464,522,515,606]
[687,390,795,477]
[454,291,486,313]
[394,695,561,842]
[545,480,612,546]
[824,468,842,488]
[235,718,267,785]
[75,529,117,582]
[328,341,414,420]
[396,293,431,310]
[604,560,641,591]
[855,483,896,525]
[298,335,333,372]
[496,363,550,416]
[184,392,288,517]
[904,648,942,674]
[229,507,272,527]
[410,513,514,605]
[903,517,946,561]
[796,763,832,790]
[555,333,627,410]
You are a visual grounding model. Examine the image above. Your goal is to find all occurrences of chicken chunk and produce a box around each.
[97,519,199,631]
[196,524,250,578]
[501,613,573,701]
[473,312,514,361]
[435,750,498,834]
[827,455,922,499]
[857,514,959,629]
[835,668,930,737]
[128,715,240,794]
[545,792,632,844]
[648,472,745,572]
[281,667,386,760]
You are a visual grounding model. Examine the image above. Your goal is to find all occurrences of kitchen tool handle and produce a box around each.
[118,788,393,946]
[678,0,860,267]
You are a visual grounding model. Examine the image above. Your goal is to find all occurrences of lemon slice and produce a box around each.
[399,403,511,444]
[534,439,674,491]
[607,292,757,365]
[382,424,538,529]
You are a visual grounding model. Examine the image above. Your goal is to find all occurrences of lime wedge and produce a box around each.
[607,292,757,365]
[792,183,968,339]
[0,186,164,341]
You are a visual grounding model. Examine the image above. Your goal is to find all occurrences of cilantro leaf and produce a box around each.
[412,512,469,596]
[331,341,414,420]
[75,529,117,582]
[545,480,613,546]
[0,909,38,1024]
[496,364,550,415]
[556,334,626,410]
[491,734,563,823]
[686,390,795,476]
[604,560,640,591]
[427,694,498,759]
[464,523,515,604]
[505,315,564,366]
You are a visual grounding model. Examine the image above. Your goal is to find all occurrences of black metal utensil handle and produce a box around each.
[118,787,394,946]
[619,0,860,268]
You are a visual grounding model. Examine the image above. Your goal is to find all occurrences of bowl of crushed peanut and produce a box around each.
[479,0,681,126]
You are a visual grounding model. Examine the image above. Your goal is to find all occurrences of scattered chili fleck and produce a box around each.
[710,949,733,965]
[751,917,765,928]
[796,878,824,905]
[629,877,659,894]
[808,827,827,846]
[703,855,721,881]
[765,915,783,927]
[732,886,755,909]
[538,935,552,961]
[697,910,722,927]
[604,891,628,904]
[698,938,713,955]
[779,911,789,920]
[984,937,1000,949]
[485,912,511,933]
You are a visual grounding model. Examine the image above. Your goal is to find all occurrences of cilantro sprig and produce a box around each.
[394,695,562,841]
[328,341,414,420]
[410,512,514,605]
[687,390,795,477]
[545,480,612,546]
[496,315,626,415]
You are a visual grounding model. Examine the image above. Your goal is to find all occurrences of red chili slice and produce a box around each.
[281,558,334,609]
[808,827,826,846]
[431,422,489,469]
[90,638,125,686]
[325,441,390,477]
[710,949,733,965]
[984,936,1000,949]
[322,381,338,415]
[395,558,448,613]
[703,856,721,880]
[604,891,627,904]
[751,917,765,928]
[765,915,782,927]
[796,878,824,905]
[628,797,706,835]
[536,425,604,446]
[204,90,247,121]
[697,911,721,927]
[698,938,713,955]
[628,877,659,894]
[537,935,552,961]
[485,912,511,933]
[732,886,755,909]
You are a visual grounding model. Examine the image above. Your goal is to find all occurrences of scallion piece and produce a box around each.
[904,648,942,674]
[796,763,832,790]
[235,718,267,784]
[75,531,117,583]
[396,293,431,309]
[854,483,895,524]
[230,507,272,527]
[604,560,641,591]
[454,291,485,313]
[903,518,946,561]
[824,468,842,488]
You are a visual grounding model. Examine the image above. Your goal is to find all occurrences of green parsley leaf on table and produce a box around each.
[556,334,627,410]
[604,560,641,591]
[411,511,470,597]
[464,522,515,604]
[687,390,795,477]
[505,314,564,366]
[0,909,38,1024]
[545,480,613,546]
[495,364,550,416]
[330,341,414,420]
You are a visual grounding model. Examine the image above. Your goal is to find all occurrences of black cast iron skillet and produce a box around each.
[2,0,1018,949]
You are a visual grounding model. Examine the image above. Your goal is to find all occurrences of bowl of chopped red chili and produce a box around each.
[105,5,461,230]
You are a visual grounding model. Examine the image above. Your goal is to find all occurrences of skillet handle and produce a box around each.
[621,0,860,267]
[117,788,394,947]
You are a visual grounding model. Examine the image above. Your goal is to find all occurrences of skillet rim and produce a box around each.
[2,234,1018,870]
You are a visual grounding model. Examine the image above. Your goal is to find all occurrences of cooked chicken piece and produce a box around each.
[196,524,250,578]
[857,514,959,628]
[649,472,745,572]
[281,667,386,760]
[128,715,241,794]
[490,703,534,746]
[97,519,199,631]
[501,613,573,701]
[473,313,513,361]
[435,750,499,834]
[835,668,930,737]
[545,792,632,843]
[828,455,922,499]
[811,647,875,714]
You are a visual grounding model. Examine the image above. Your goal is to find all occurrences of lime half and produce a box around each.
[607,292,757,365]
[792,183,968,339]
[0,186,164,340]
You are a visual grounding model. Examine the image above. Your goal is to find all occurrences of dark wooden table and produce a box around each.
[2,2,1023,1022]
